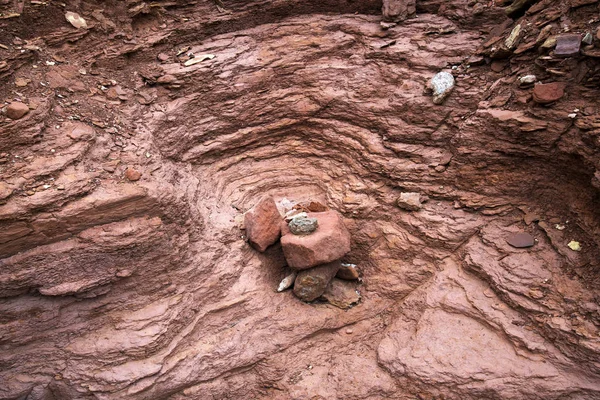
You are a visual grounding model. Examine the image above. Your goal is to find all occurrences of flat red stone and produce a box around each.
[532,82,565,104]
[507,232,535,248]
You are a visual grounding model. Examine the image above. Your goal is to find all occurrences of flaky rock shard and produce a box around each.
[505,0,538,19]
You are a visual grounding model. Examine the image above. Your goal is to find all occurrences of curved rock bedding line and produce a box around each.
[0,0,599,399]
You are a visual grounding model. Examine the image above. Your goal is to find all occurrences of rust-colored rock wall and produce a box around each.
[0,0,599,399]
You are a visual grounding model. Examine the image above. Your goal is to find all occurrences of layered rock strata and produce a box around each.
[0,0,599,399]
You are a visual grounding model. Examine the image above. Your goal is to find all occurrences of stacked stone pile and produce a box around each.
[244,197,360,307]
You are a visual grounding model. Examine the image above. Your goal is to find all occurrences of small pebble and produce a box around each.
[277,271,297,292]
[125,167,142,181]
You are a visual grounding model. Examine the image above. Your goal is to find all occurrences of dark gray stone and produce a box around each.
[289,215,318,235]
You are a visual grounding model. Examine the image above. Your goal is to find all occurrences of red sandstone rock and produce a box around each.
[1,3,600,400]
[490,60,507,72]
[281,210,351,270]
[244,196,281,252]
[6,102,29,120]
[532,82,565,104]
[125,167,142,181]
[293,260,341,302]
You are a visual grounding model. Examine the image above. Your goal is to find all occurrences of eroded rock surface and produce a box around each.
[0,0,599,399]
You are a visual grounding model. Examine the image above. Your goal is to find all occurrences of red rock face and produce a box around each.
[281,211,351,270]
[0,0,599,399]
[244,196,282,252]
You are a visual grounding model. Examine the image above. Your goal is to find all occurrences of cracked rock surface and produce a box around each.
[0,0,599,399]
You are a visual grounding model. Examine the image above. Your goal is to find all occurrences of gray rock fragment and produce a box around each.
[429,71,455,105]
[555,34,581,57]
[288,215,318,235]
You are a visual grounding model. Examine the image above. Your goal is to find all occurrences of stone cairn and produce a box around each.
[244,196,360,307]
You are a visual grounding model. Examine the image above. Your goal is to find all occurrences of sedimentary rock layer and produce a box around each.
[0,0,599,399]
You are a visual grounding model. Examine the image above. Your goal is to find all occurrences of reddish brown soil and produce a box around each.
[1,1,600,399]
